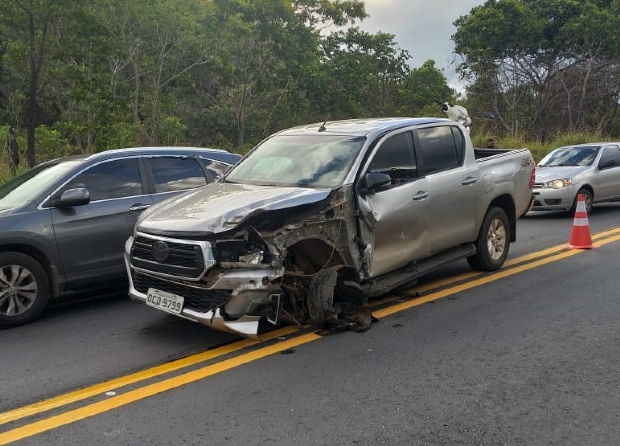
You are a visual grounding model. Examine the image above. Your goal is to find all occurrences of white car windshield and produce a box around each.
[538,146,599,167]
[224,134,366,188]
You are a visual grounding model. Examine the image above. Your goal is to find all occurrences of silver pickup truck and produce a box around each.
[125,114,534,338]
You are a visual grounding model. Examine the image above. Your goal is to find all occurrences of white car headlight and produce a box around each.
[545,179,572,189]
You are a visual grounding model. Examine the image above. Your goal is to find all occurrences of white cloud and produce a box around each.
[358,0,484,91]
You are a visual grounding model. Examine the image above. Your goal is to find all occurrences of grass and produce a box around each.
[472,132,614,162]
[0,156,30,184]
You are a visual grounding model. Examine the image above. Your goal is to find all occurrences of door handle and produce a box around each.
[129,204,152,211]
[461,176,478,185]
[412,191,429,201]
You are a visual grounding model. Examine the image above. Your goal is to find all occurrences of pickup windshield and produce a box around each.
[224,134,366,188]
[537,146,599,167]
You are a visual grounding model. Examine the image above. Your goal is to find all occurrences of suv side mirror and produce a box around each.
[359,172,392,195]
[52,187,91,208]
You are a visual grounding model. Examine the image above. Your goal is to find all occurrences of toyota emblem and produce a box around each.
[152,241,170,262]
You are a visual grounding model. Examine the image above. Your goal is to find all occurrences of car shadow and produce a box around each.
[138,315,239,347]
[523,202,620,219]
[40,291,238,353]
[521,210,572,220]
[45,290,129,316]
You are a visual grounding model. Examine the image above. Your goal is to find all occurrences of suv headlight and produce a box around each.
[545,179,572,189]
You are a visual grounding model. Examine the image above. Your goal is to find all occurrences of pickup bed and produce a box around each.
[125,117,535,338]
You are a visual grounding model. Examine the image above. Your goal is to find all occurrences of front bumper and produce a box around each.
[124,236,284,339]
[530,186,577,211]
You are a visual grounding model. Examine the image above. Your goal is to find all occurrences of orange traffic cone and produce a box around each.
[567,194,598,249]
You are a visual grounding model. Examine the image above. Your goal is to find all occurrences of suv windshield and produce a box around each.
[225,134,366,188]
[0,159,84,209]
[538,146,599,167]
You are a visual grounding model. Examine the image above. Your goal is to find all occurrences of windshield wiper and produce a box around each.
[540,163,577,167]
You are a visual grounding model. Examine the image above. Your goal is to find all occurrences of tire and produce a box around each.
[307,265,368,332]
[467,207,511,272]
[0,252,50,328]
[570,188,592,216]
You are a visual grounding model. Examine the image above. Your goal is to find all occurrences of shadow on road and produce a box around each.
[523,202,620,220]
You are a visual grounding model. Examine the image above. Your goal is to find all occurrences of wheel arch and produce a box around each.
[488,194,516,242]
[578,184,594,201]
[0,243,62,297]
[285,237,347,276]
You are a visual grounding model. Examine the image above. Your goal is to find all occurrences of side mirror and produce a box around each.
[599,159,616,170]
[52,187,91,208]
[360,172,392,195]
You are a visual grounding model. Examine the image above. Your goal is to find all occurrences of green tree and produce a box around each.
[293,0,367,27]
[318,28,410,119]
[453,0,620,141]
[193,0,368,149]
[398,60,455,116]
[94,0,218,146]
[0,0,69,166]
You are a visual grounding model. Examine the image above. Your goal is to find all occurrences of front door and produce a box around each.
[51,157,153,288]
[357,130,431,278]
[594,145,620,200]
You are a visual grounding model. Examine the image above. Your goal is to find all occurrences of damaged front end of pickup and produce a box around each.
[125,186,375,339]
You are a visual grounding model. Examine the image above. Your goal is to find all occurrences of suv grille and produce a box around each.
[132,271,231,313]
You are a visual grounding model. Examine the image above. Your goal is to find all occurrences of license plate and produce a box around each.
[146,288,184,315]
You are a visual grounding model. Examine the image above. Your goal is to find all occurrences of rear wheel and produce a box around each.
[570,188,592,216]
[467,207,510,272]
[0,252,50,328]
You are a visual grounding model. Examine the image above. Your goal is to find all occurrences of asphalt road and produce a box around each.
[2,204,620,445]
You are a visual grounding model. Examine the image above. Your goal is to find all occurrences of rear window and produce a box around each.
[149,157,207,193]
[417,126,462,174]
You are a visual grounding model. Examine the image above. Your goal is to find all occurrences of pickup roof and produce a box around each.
[125,116,535,338]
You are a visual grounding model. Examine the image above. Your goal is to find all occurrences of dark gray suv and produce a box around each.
[0,146,241,328]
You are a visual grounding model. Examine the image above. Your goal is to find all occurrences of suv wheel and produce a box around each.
[0,252,50,328]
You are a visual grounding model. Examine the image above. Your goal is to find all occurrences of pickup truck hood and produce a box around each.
[535,165,590,182]
[138,182,332,235]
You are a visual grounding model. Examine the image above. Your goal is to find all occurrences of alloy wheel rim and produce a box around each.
[0,264,38,316]
[486,218,506,261]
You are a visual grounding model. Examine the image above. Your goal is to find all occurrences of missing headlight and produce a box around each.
[215,239,265,264]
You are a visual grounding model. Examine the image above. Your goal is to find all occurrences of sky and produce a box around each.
[358,0,485,91]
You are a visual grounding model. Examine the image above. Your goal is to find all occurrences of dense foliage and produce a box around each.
[0,0,455,167]
[453,0,620,142]
[0,0,619,170]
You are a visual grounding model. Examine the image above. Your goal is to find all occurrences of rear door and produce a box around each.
[51,157,153,287]
[357,130,431,278]
[414,124,482,254]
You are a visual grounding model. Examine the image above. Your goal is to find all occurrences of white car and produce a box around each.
[531,142,620,214]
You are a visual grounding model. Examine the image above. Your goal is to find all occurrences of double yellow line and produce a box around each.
[2,227,620,444]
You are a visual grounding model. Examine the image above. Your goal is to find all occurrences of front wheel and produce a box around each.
[570,188,592,216]
[467,207,511,272]
[0,252,50,328]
